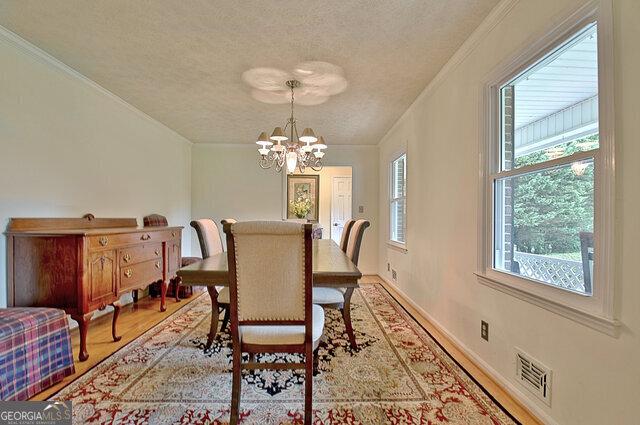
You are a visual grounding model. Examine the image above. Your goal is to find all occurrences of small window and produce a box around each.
[390,154,406,245]
[493,23,598,295]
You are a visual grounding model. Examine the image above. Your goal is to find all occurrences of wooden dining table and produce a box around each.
[176,239,362,349]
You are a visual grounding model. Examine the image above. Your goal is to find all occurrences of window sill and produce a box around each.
[476,272,620,337]
[387,241,408,253]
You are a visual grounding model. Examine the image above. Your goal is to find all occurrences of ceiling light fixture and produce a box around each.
[256,79,327,174]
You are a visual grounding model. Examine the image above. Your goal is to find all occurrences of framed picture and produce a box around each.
[287,174,320,222]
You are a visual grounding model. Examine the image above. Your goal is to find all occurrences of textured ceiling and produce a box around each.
[0,0,499,145]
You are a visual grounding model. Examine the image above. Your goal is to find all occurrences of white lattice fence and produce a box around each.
[513,251,585,292]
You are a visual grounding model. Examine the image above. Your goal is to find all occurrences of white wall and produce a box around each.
[0,29,192,308]
[191,144,379,274]
[377,0,640,424]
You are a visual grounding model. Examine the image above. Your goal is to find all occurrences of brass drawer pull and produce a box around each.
[155,261,161,269]
[99,236,108,246]
[124,269,133,278]
[154,249,160,256]
[140,234,151,241]
[171,231,176,237]
[123,253,132,263]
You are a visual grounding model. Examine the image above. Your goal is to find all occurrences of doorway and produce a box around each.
[284,166,352,241]
[330,175,352,244]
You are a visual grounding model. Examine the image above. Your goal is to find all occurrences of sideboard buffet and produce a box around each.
[5,215,183,361]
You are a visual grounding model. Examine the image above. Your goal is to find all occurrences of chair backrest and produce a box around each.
[190,219,224,259]
[346,219,370,266]
[143,214,168,227]
[579,231,594,293]
[339,219,356,252]
[221,218,237,225]
[224,221,312,326]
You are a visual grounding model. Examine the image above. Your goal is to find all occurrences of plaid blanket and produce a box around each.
[0,308,75,400]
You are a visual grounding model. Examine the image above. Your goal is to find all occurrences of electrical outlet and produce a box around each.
[481,321,489,341]
[387,263,390,271]
[392,269,397,281]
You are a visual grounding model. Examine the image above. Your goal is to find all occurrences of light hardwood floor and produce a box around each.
[32,290,204,401]
[35,277,540,424]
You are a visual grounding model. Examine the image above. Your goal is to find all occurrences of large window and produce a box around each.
[480,11,616,334]
[390,154,406,245]
[494,23,599,295]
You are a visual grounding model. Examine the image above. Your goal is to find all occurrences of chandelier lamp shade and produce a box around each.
[256,79,327,174]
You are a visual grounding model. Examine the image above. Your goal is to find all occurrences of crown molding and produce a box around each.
[378,0,520,146]
[193,142,379,149]
[0,24,194,147]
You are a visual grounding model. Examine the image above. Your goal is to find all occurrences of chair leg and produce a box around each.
[342,287,358,349]
[230,346,242,425]
[305,345,313,425]
[220,307,230,333]
[205,287,220,350]
[313,348,320,375]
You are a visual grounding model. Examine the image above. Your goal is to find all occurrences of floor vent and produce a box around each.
[516,349,552,406]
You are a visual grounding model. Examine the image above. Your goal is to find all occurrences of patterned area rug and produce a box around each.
[52,284,518,424]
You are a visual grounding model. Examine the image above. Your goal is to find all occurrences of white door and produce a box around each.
[331,176,352,244]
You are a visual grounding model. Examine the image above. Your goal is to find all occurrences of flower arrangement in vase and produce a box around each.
[290,197,312,219]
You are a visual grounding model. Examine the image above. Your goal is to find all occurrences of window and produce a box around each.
[480,10,617,335]
[494,23,598,296]
[390,154,406,245]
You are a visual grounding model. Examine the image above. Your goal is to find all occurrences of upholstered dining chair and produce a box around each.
[223,221,324,425]
[312,219,370,349]
[338,219,356,252]
[190,219,231,347]
[143,213,199,302]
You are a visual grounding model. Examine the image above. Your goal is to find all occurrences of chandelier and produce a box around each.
[256,80,327,174]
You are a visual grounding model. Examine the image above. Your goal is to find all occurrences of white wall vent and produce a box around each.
[515,348,552,406]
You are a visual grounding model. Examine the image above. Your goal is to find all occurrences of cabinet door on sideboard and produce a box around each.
[168,239,181,274]
[88,250,117,307]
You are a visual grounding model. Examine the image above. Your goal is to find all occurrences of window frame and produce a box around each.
[477,1,618,336]
[389,152,407,249]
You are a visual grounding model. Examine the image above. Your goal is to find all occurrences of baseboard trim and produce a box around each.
[376,275,557,425]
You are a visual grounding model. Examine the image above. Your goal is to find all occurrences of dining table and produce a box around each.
[176,239,362,349]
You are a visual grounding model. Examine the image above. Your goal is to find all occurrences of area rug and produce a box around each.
[52,284,518,424]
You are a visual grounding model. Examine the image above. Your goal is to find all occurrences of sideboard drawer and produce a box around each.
[119,243,162,266]
[89,233,144,249]
[89,230,177,250]
[120,259,163,291]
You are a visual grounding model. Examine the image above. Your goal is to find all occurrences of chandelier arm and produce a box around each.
[310,158,323,171]
[258,150,277,169]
